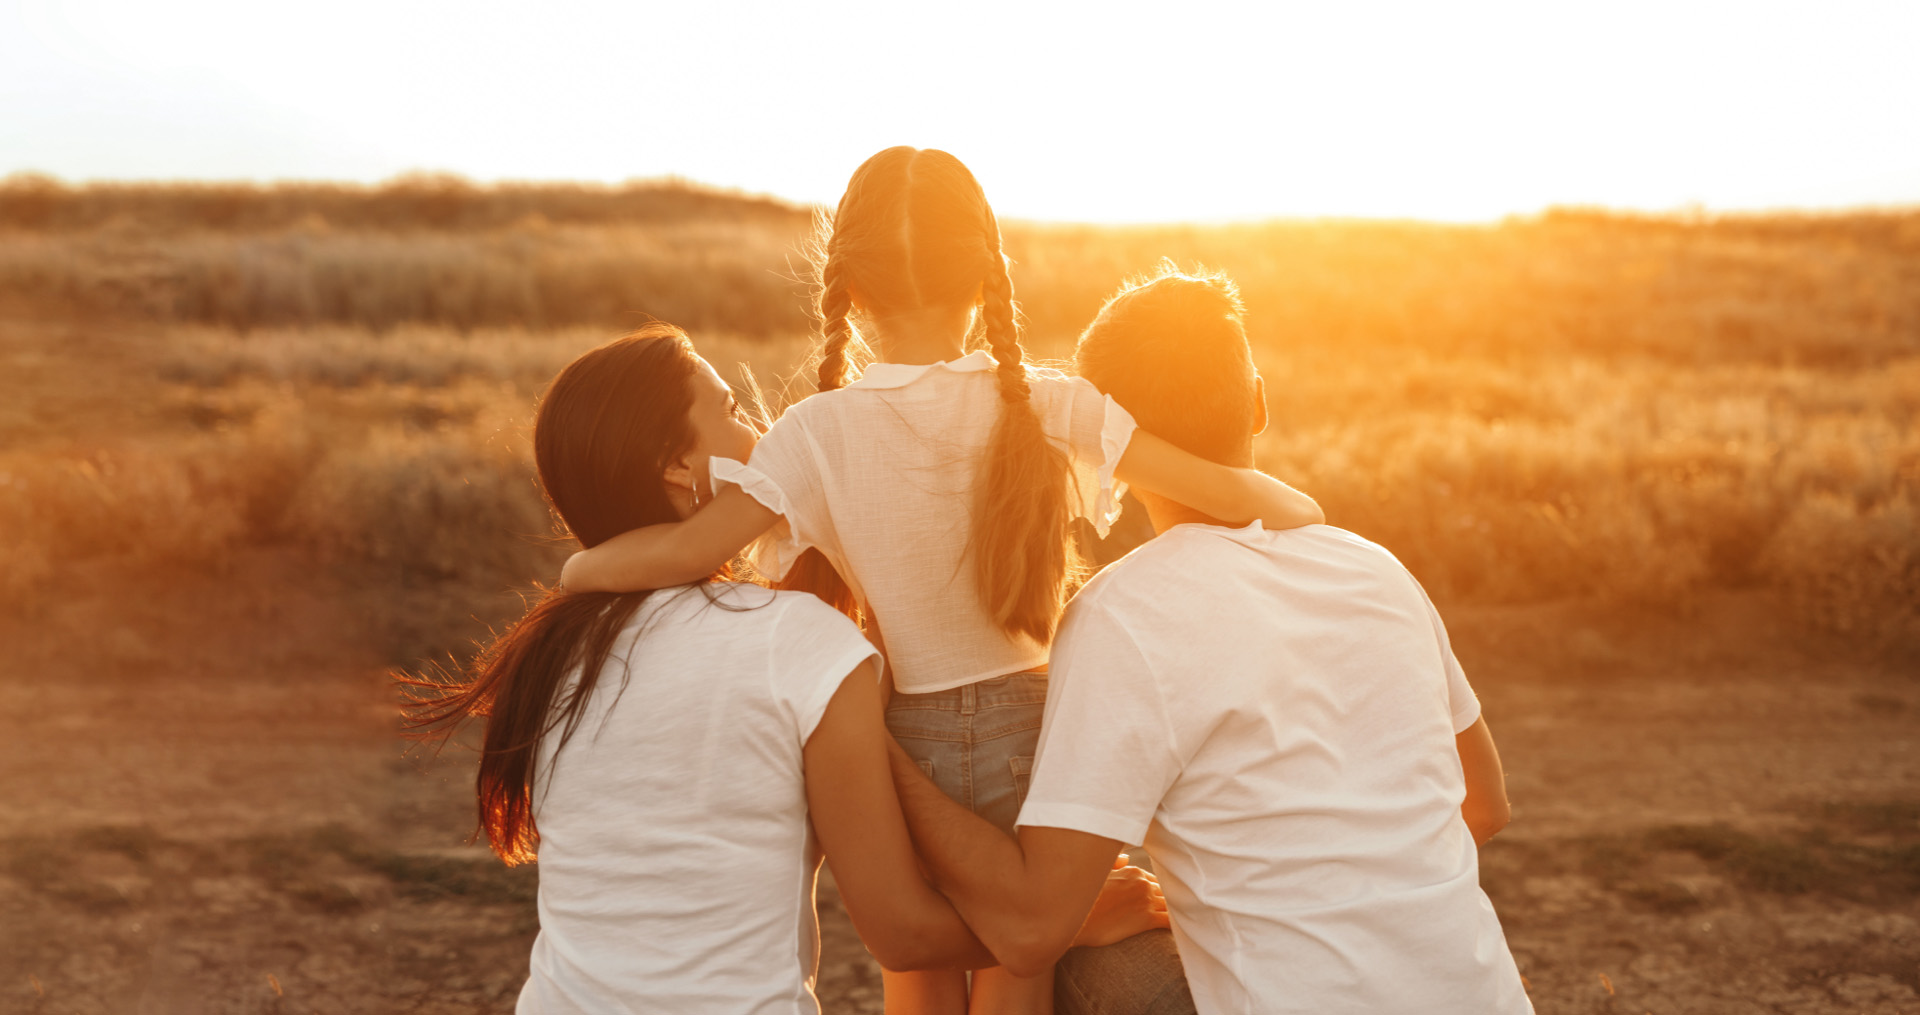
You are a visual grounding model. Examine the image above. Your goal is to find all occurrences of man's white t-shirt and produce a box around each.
[1017,523,1532,1015]
[516,583,879,1015]
[709,350,1135,694]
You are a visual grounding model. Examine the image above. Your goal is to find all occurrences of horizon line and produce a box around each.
[5,168,1918,229]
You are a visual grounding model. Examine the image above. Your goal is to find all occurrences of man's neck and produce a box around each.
[1136,490,1238,536]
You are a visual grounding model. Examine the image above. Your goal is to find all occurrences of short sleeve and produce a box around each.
[1015,600,1181,846]
[1029,372,1135,538]
[709,411,829,582]
[1409,577,1480,734]
[769,594,882,745]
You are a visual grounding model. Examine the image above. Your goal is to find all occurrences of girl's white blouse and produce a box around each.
[709,350,1135,693]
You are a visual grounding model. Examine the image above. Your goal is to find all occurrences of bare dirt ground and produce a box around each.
[2,554,1914,1015]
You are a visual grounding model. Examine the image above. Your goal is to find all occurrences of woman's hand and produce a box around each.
[1069,855,1171,948]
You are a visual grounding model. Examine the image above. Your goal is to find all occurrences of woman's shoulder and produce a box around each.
[688,582,857,630]
[683,584,874,683]
[628,583,840,650]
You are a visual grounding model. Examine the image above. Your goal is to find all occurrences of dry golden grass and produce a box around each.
[2,180,1916,650]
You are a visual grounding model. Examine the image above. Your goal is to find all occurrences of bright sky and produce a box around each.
[3,0,1918,223]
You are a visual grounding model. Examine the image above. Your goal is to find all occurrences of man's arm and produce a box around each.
[1456,717,1511,846]
[885,741,1164,978]
[803,661,996,972]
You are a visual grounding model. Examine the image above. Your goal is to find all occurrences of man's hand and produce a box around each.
[1071,855,1171,948]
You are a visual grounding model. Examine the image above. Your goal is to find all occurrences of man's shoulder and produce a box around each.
[1280,523,1407,565]
[1072,523,1416,617]
[1063,525,1247,632]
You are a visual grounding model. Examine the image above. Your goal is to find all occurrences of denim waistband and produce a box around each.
[888,669,1048,713]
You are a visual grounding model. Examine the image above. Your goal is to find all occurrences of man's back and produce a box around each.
[1019,521,1531,1014]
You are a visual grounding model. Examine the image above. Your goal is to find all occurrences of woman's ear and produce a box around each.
[661,456,695,497]
[1251,374,1270,438]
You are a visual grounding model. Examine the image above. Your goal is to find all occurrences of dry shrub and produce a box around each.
[0,389,558,612]
[159,324,612,389]
[1761,492,1919,639]
[0,221,813,335]
[1259,350,1916,619]
[282,424,552,584]
[156,324,806,397]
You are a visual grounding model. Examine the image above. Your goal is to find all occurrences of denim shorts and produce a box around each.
[888,670,1196,1012]
[884,670,1047,837]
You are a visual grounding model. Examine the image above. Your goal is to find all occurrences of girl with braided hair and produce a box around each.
[561,148,1321,1014]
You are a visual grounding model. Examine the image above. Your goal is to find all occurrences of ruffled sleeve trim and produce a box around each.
[708,456,808,581]
[1088,394,1136,538]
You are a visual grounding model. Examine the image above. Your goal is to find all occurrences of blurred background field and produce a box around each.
[2,177,1917,1014]
[3,174,1915,641]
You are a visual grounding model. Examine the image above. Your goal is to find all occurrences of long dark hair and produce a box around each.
[401,323,722,865]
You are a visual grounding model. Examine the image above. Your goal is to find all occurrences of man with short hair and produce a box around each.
[888,265,1532,1014]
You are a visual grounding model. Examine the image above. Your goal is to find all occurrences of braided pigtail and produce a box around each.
[971,254,1079,643]
[782,252,863,621]
[816,259,857,392]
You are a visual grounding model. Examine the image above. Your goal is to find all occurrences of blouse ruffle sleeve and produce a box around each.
[1028,370,1137,540]
[1089,394,1136,537]
[707,456,810,582]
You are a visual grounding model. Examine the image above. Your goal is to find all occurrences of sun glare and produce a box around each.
[2,0,1918,220]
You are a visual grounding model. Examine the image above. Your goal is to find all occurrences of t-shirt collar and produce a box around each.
[845,350,995,390]
[1167,518,1269,541]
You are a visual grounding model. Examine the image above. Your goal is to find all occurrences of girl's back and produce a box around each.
[520,583,876,1015]
[723,352,1128,694]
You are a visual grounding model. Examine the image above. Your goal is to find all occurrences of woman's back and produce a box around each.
[519,583,877,1015]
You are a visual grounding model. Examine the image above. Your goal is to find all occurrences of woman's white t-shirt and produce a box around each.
[711,350,1136,694]
[517,583,879,1015]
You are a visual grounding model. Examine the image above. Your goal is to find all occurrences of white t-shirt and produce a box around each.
[1017,523,1532,1015]
[710,350,1135,693]
[517,583,880,1015]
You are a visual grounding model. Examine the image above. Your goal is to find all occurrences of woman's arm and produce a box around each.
[804,661,998,972]
[559,486,780,593]
[1115,430,1324,530]
[882,740,1166,977]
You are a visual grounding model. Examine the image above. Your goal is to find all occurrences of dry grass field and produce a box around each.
[1,177,1915,1014]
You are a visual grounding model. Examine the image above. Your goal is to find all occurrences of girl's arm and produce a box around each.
[558,486,780,593]
[1115,430,1324,530]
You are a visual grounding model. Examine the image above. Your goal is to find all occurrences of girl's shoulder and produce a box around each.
[1022,365,1104,404]
[765,386,851,430]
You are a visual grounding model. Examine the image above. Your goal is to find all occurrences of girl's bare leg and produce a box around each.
[883,968,968,1015]
[967,963,1053,1015]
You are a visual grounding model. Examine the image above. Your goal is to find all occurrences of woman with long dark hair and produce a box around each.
[405,324,1165,1014]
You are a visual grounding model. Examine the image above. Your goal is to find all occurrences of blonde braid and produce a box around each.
[971,239,1075,641]
[980,259,1029,403]
[816,260,855,392]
